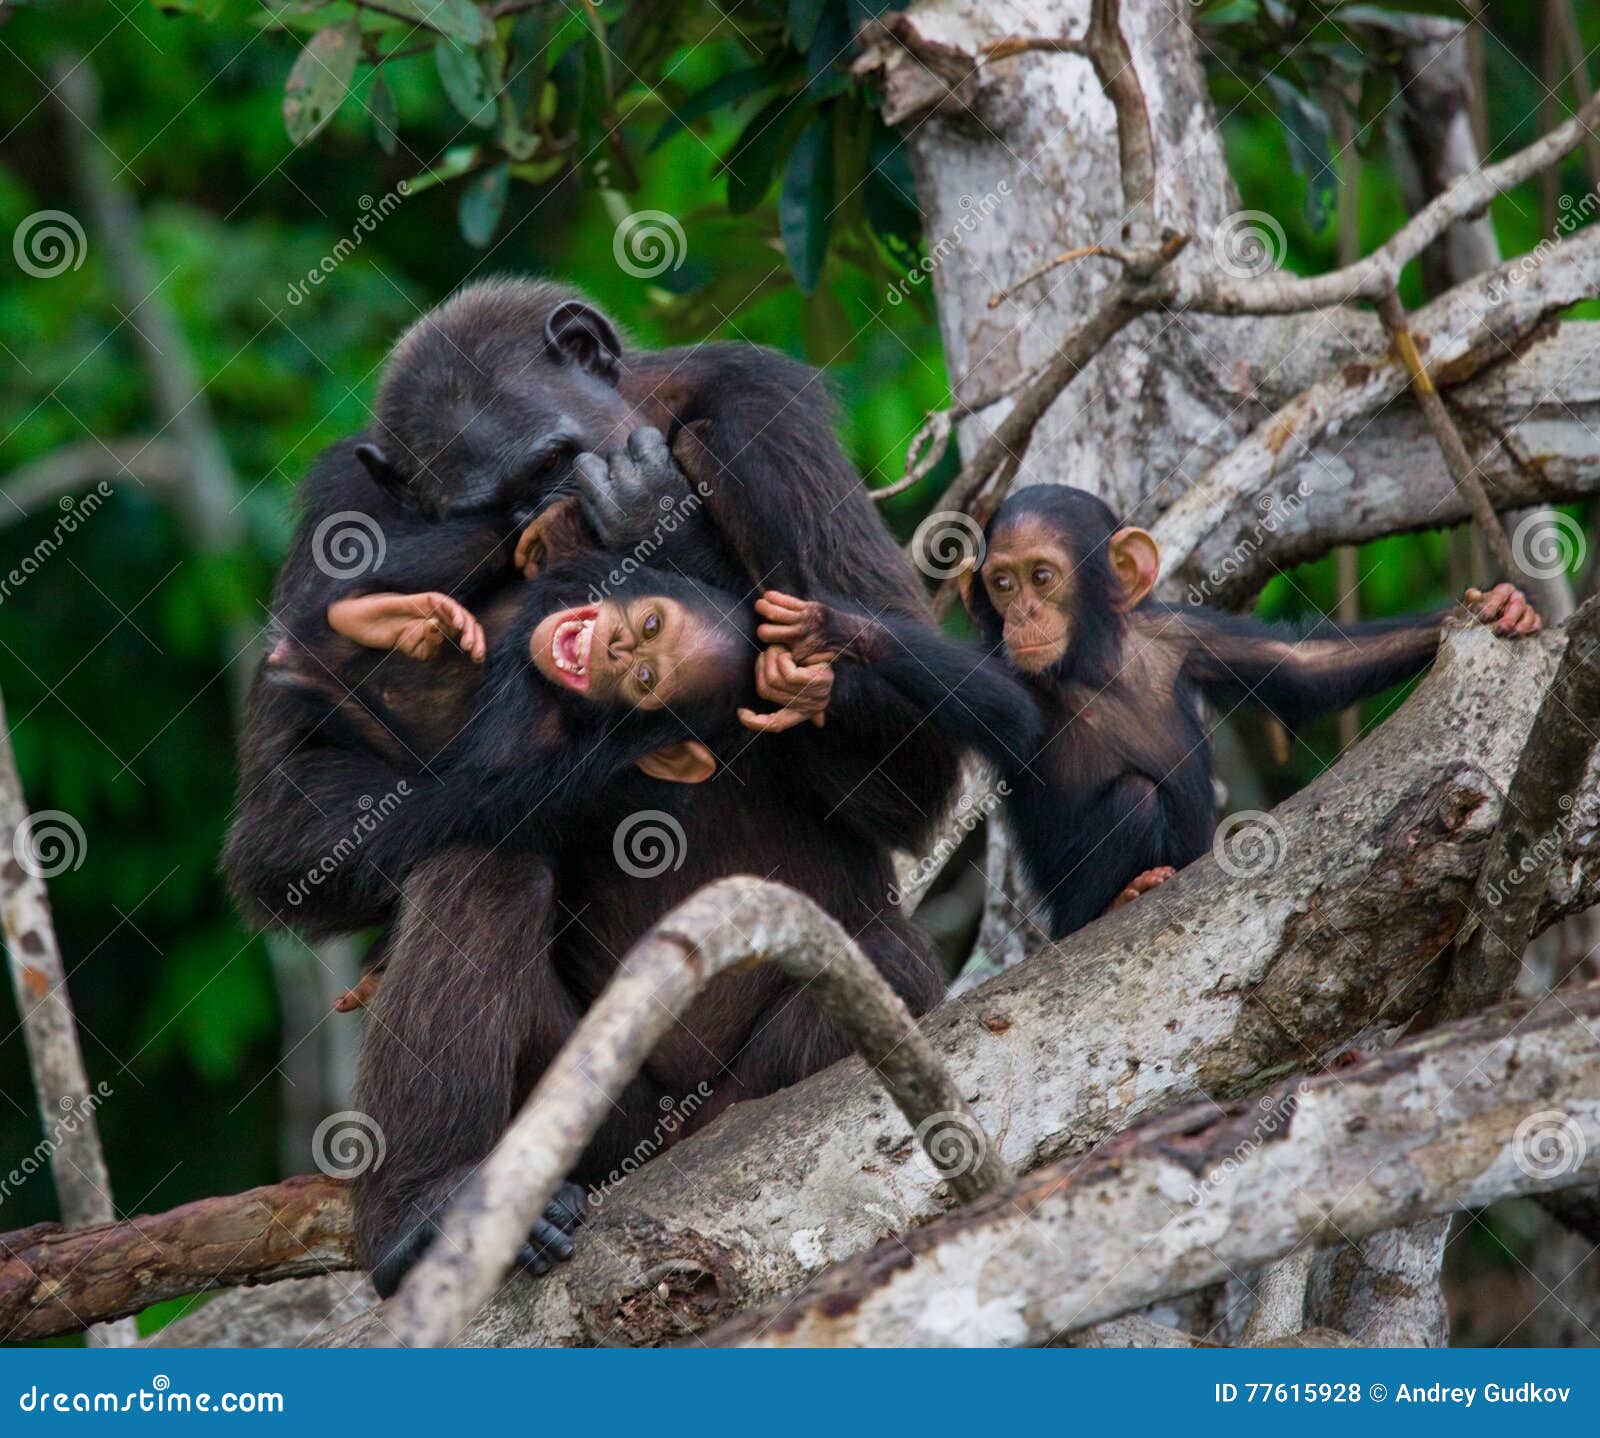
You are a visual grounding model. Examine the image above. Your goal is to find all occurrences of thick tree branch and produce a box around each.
[1443,596,1600,1015]
[0,1176,353,1342]
[380,878,1010,1348]
[710,985,1600,1347]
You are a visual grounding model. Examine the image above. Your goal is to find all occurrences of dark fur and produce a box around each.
[225,280,965,1292]
[973,486,1450,940]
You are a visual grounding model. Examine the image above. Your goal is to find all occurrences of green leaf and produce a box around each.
[789,0,827,49]
[435,38,500,129]
[780,113,835,292]
[458,161,509,246]
[649,62,784,153]
[1264,73,1335,228]
[376,0,488,45]
[369,72,398,156]
[282,20,360,146]
[725,92,809,213]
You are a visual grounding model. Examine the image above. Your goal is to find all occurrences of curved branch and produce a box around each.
[379,877,1011,1348]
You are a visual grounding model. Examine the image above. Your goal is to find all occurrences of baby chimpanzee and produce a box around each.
[961,485,1542,940]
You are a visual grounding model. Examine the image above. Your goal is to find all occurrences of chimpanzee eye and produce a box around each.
[641,610,662,640]
[992,574,1014,593]
[636,663,657,692]
[1031,566,1054,587]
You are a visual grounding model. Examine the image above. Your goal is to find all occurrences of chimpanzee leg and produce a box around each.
[350,845,660,1296]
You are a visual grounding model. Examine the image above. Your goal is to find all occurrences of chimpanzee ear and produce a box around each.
[954,556,977,615]
[636,740,716,785]
[1109,526,1161,611]
[544,299,622,383]
[355,441,393,485]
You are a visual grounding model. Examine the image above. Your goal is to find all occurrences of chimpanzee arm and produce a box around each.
[1160,603,1447,731]
[273,440,519,638]
[1011,772,1185,941]
[821,606,1041,773]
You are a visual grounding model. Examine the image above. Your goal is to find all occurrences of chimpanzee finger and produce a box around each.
[575,452,629,546]
[738,705,809,734]
[756,619,806,646]
[1473,583,1513,622]
[627,426,672,473]
[514,1242,551,1276]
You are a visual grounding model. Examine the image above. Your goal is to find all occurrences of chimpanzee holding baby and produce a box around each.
[226,278,1541,1299]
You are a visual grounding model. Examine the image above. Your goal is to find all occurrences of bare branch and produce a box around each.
[1374,286,1528,587]
[710,985,1600,1347]
[0,685,134,1346]
[0,1176,354,1342]
[1153,88,1600,316]
[0,438,188,529]
[380,878,1010,1348]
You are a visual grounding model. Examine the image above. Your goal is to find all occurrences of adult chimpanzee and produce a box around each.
[961,485,1543,941]
[226,280,969,1293]
[261,548,776,1295]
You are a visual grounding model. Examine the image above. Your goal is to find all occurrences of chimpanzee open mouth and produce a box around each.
[546,604,600,690]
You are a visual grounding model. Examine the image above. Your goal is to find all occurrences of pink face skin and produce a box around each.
[529,595,734,711]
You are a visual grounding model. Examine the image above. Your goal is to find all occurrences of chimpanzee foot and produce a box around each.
[514,1181,588,1276]
[368,1180,587,1297]
[1105,866,1176,914]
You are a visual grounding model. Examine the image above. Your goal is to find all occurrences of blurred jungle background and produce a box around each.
[0,0,1596,1342]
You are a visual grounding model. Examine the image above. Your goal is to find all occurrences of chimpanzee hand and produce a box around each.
[368,1178,588,1300]
[738,646,835,734]
[514,494,590,579]
[574,426,694,552]
[326,591,487,663]
[1463,583,1542,637]
[754,591,836,665]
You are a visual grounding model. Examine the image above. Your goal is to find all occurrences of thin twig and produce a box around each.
[1374,286,1526,585]
[380,877,1012,1348]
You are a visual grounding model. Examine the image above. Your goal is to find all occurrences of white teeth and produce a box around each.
[553,615,597,676]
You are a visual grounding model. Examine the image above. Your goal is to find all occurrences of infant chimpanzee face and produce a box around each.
[530,593,746,712]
